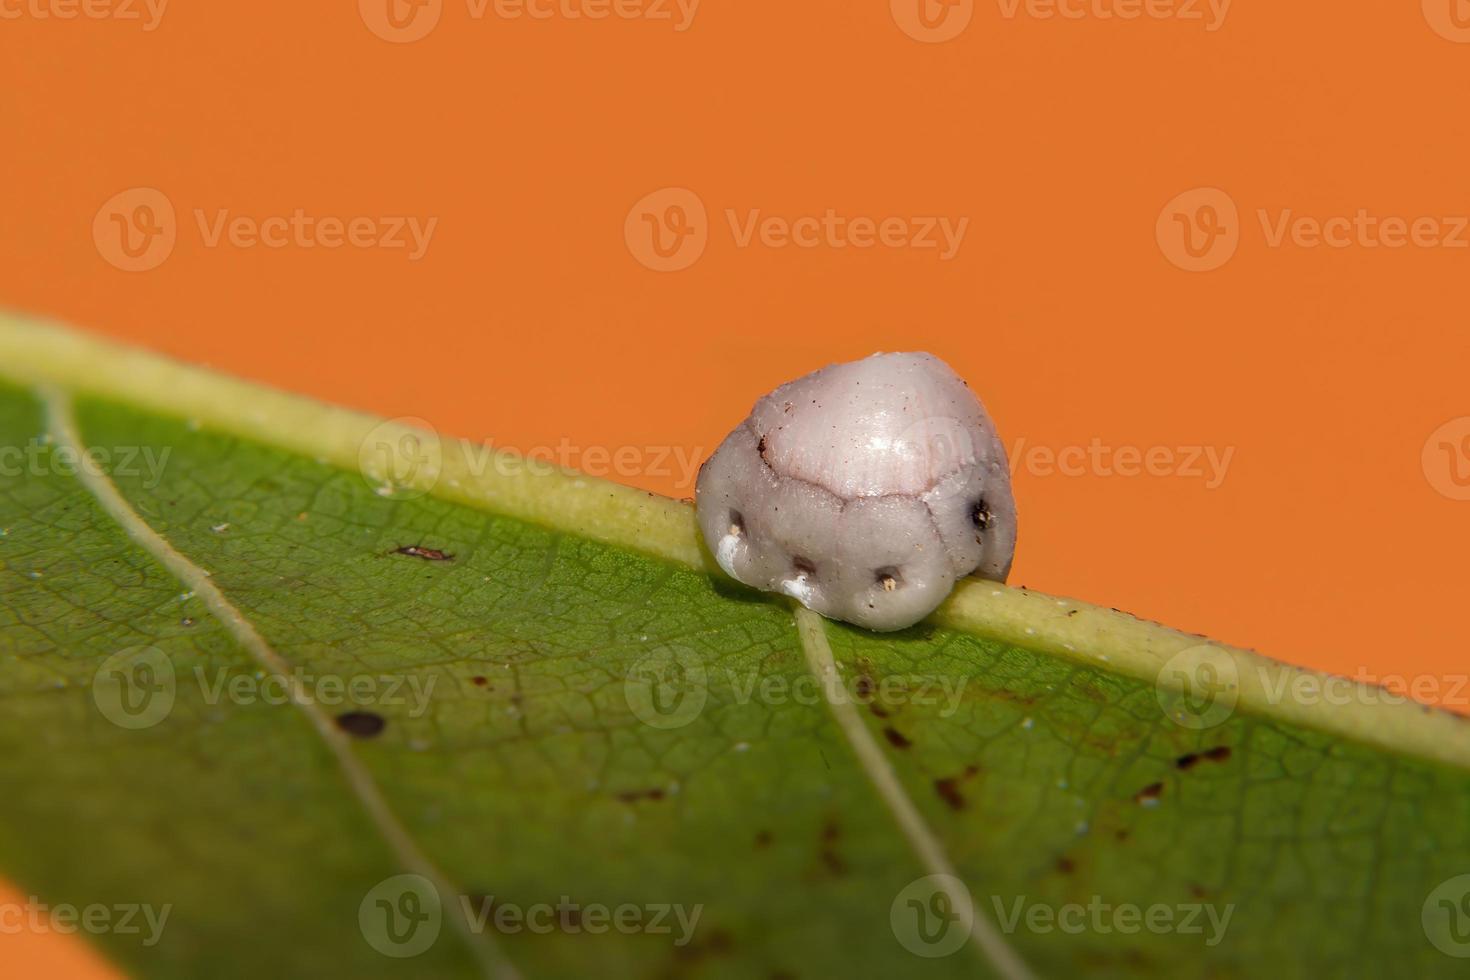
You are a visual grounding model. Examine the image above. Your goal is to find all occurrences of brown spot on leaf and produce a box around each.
[1176,745,1232,770]
[394,545,452,561]
[1134,782,1164,805]
[616,788,666,803]
[1056,857,1075,874]
[934,778,965,810]
[471,676,490,688]
[883,727,912,749]
[754,829,772,850]
[335,711,385,738]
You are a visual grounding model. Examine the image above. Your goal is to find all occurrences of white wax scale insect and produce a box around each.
[695,352,1016,632]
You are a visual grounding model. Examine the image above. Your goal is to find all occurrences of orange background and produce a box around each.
[4,1,1470,974]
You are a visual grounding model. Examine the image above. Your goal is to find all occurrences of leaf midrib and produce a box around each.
[2,311,1465,772]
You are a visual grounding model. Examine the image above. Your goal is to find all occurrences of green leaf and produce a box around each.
[1,312,1468,979]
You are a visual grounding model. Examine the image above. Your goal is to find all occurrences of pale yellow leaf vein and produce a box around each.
[41,385,518,980]
[793,605,1033,980]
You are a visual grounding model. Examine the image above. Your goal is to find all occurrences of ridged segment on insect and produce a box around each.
[695,351,1016,631]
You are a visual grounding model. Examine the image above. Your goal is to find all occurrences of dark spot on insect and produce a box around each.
[394,545,452,561]
[1056,857,1075,874]
[757,436,767,456]
[1176,745,1232,770]
[883,727,911,749]
[616,788,665,803]
[792,556,816,578]
[335,711,385,738]
[1134,782,1164,804]
[754,829,773,849]
[471,675,489,687]
[970,499,992,530]
[934,778,965,810]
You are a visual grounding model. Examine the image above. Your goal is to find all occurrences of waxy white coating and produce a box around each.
[695,352,1016,631]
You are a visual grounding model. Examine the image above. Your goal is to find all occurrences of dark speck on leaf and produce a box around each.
[1134,782,1164,805]
[883,727,912,749]
[471,676,489,687]
[1176,745,1232,770]
[616,788,665,803]
[754,829,772,849]
[336,711,386,738]
[394,545,452,561]
[934,778,965,810]
[1056,857,1075,874]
